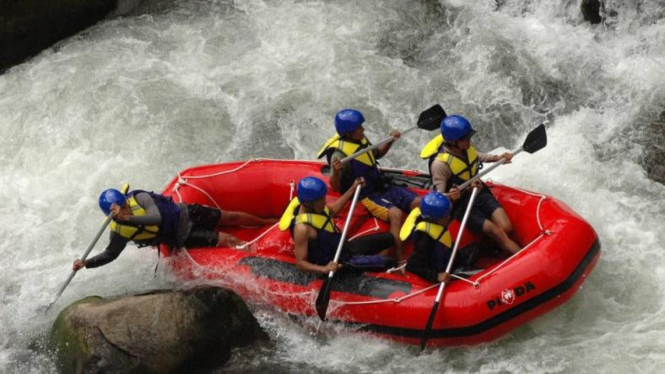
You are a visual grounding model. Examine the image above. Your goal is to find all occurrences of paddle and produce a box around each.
[420,186,480,350]
[340,104,447,164]
[458,123,547,191]
[45,183,130,312]
[315,184,363,321]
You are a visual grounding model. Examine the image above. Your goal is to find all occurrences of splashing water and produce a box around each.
[1,0,664,372]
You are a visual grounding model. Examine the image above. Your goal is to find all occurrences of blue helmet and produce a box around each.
[440,114,476,142]
[99,188,127,215]
[335,109,365,136]
[420,192,452,220]
[297,177,328,203]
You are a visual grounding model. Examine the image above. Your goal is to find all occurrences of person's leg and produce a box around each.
[360,196,400,260]
[383,186,419,213]
[184,228,243,249]
[481,219,521,254]
[379,186,421,264]
[360,189,415,263]
[362,186,420,264]
[346,232,394,255]
[475,191,520,254]
[343,255,395,272]
[216,232,245,247]
[387,206,405,263]
[489,207,513,234]
[218,210,277,227]
[409,195,421,211]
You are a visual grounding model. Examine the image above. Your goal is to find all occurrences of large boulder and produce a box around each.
[0,0,117,73]
[0,0,178,73]
[49,287,268,374]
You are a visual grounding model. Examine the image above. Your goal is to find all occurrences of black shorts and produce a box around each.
[454,189,501,234]
[183,204,222,248]
[344,232,394,255]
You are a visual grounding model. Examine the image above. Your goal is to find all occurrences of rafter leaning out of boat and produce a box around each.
[72,188,276,271]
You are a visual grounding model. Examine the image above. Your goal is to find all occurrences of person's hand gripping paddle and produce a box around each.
[458,124,547,191]
[315,184,363,321]
[340,105,447,164]
[45,183,130,312]
[420,186,480,350]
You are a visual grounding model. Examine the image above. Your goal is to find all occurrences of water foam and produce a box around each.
[0,0,664,372]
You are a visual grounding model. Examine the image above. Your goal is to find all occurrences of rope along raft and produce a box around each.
[169,159,552,308]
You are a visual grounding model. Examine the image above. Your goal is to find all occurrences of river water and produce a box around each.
[1,0,664,372]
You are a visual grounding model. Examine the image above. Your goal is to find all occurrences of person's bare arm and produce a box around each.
[431,161,460,202]
[329,177,364,217]
[478,151,513,163]
[293,224,340,274]
[330,157,343,192]
[375,130,401,159]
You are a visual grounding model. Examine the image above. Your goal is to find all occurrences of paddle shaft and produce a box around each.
[458,123,547,191]
[327,184,363,275]
[458,146,524,191]
[315,185,363,321]
[420,187,480,349]
[46,213,113,310]
[435,186,480,301]
[339,126,417,164]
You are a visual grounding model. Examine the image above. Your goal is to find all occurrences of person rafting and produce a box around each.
[279,176,394,275]
[420,114,521,255]
[317,109,420,264]
[403,192,455,283]
[73,188,275,270]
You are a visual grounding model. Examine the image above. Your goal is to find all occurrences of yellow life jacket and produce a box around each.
[400,207,452,247]
[109,196,160,241]
[420,134,445,160]
[435,146,479,182]
[279,197,339,233]
[400,207,422,240]
[316,134,377,167]
[415,222,452,247]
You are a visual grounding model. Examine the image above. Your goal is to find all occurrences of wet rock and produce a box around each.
[0,0,116,73]
[111,0,179,17]
[0,0,178,73]
[581,0,602,24]
[642,111,665,185]
[49,287,268,374]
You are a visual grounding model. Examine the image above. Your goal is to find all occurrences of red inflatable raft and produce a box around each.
[159,159,600,347]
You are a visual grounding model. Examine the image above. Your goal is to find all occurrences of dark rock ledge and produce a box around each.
[0,0,176,73]
[49,286,268,374]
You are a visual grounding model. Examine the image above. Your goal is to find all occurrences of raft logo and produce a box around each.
[487,281,536,312]
[501,289,516,305]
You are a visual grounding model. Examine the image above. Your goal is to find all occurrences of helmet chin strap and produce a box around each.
[302,201,315,212]
[444,140,461,150]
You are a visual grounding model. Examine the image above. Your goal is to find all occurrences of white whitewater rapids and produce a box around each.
[0,0,664,372]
